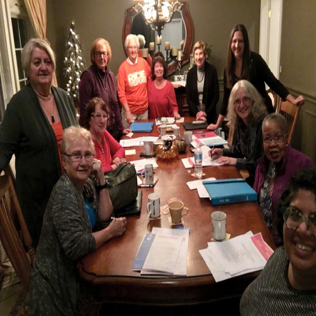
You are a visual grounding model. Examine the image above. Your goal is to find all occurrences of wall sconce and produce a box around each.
[133,0,183,37]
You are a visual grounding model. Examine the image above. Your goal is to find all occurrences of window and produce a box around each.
[11,17,28,89]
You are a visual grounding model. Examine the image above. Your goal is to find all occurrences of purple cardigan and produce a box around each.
[79,64,124,132]
[254,145,313,244]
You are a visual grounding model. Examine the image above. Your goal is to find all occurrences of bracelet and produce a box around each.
[97,183,107,191]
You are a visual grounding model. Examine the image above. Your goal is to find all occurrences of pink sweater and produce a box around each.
[93,130,125,172]
[147,79,178,118]
[117,58,151,115]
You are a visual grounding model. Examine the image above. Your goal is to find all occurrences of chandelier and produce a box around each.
[133,0,183,36]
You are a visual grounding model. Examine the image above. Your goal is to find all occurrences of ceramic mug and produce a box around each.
[168,200,189,224]
[142,164,154,185]
[184,131,193,145]
[173,125,180,137]
[211,211,226,241]
[144,141,153,155]
[147,193,160,219]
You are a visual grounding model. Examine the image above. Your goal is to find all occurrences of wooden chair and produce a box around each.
[0,166,35,289]
[278,100,303,144]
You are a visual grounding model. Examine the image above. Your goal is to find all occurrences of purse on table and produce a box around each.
[104,162,138,212]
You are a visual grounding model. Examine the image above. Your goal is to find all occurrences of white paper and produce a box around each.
[125,149,136,155]
[141,234,182,275]
[191,136,227,148]
[186,178,216,190]
[120,136,159,147]
[181,146,221,169]
[152,227,190,276]
[171,80,186,87]
[129,158,158,172]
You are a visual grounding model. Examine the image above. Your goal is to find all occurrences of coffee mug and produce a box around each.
[173,125,180,137]
[144,141,153,155]
[211,211,226,241]
[168,200,189,224]
[147,193,160,219]
[142,164,154,185]
[184,131,192,145]
[158,125,167,136]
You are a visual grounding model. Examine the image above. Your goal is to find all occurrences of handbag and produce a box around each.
[104,162,138,211]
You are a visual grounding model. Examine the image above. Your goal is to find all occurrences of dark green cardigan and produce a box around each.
[0,84,77,246]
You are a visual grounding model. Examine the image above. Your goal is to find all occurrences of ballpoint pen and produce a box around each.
[138,178,159,188]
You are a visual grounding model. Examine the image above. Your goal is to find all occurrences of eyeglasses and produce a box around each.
[91,113,109,120]
[63,151,94,163]
[94,51,108,58]
[263,134,285,144]
[234,96,252,106]
[283,206,316,236]
[127,46,138,50]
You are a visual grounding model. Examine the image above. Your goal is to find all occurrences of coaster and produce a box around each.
[211,233,231,242]
[191,172,205,178]
[168,215,184,226]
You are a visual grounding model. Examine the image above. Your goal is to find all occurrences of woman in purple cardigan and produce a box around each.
[79,38,129,141]
[254,113,313,246]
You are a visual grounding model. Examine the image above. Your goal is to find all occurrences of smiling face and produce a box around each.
[63,137,94,188]
[262,120,287,163]
[89,104,108,136]
[94,41,108,71]
[231,31,244,60]
[234,87,253,124]
[194,48,206,69]
[127,38,138,63]
[28,46,54,88]
[154,61,164,80]
[284,189,316,280]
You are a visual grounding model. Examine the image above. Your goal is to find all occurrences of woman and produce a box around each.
[208,24,304,130]
[118,34,151,126]
[85,97,126,172]
[79,38,128,141]
[0,38,77,247]
[147,56,180,119]
[28,126,127,315]
[240,168,316,315]
[209,80,267,185]
[254,113,313,246]
[186,41,219,124]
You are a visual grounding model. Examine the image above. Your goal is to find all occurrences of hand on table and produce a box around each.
[217,156,237,166]
[196,111,206,121]
[207,123,218,130]
[112,157,126,167]
[123,128,131,134]
[209,148,223,160]
[109,217,127,238]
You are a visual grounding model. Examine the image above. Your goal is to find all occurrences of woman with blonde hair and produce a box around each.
[0,38,77,247]
[210,80,267,185]
[79,38,128,141]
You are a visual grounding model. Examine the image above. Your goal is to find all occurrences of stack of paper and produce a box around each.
[199,232,274,282]
[191,134,228,148]
[120,136,158,148]
[132,227,189,276]
[182,145,221,168]
[186,177,216,198]
[155,117,184,125]
[129,158,158,173]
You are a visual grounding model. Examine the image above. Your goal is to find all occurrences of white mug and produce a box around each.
[144,141,153,155]
[211,211,226,241]
[142,164,154,185]
[158,125,167,136]
[173,125,180,137]
[184,131,192,145]
[147,193,160,219]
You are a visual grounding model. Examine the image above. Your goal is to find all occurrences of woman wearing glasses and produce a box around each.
[85,97,125,172]
[28,126,126,315]
[208,24,305,131]
[240,168,316,315]
[254,113,313,246]
[79,38,128,141]
[209,80,267,185]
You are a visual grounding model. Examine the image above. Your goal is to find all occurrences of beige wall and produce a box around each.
[47,0,260,86]
[280,1,316,162]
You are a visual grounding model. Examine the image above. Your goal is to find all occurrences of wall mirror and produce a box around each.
[122,1,194,76]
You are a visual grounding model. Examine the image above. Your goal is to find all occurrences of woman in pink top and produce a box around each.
[147,56,180,119]
[85,98,126,172]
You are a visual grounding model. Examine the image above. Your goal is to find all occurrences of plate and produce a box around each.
[161,135,176,141]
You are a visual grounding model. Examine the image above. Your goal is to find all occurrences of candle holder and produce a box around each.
[156,43,161,52]
[165,49,171,63]
[177,58,182,75]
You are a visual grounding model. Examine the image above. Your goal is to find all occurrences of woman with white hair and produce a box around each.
[0,38,77,247]
[210,80,267,185]
[118,34,151,126]
[28,126,126,315]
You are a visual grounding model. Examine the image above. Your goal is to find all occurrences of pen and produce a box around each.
[138,178,159,188]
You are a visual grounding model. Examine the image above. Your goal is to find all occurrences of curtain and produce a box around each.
[24,0,58,87]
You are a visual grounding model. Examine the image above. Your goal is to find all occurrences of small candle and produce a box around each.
[171,47,178,57]
[177,50,182,61]
[156,36,161,45]
[149,42,154,51]
[165,41,170,50]
[142,48,148,58]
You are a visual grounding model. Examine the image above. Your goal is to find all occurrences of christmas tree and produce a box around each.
[63,21,85,105]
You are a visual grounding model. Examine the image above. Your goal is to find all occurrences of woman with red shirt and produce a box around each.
[85,98,126,172]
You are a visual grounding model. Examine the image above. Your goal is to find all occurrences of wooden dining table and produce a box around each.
[78,118,275,313]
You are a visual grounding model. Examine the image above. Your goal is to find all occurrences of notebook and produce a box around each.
[130,122,154,132]
[183,122,208,130]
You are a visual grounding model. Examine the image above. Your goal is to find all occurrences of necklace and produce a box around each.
[33,87,53,101]
[197,70,205,83]
[41,102,55,124]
